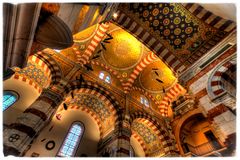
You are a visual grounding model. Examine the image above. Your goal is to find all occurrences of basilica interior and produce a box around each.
[2,3,236,157]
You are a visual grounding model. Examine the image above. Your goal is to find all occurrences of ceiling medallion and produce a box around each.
[122,72,128,78]
[155,94,162,100]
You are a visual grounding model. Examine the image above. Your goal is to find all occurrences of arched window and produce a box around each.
[57,122,84,157]
[3,91,18,111]
[140,96,149,107]
[99,71,111,84]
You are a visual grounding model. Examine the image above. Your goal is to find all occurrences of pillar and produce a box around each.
[97,111,132,157]
[3,88,63,156]
[3,3,41,71]
[114,113,132,157]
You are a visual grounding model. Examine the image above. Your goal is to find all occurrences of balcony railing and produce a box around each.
[185,139,225,156]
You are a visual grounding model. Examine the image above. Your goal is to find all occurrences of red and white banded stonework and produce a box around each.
[123,52,158,93]
[182,3,236,32]
[209,58,236,98]
[130,111,176,155]
[13,73,42,93]
[158,83,185,116]
[114,11,186,74]
[78,23,110,65]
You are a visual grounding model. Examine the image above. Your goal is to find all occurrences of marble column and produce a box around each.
[3,88,63,156]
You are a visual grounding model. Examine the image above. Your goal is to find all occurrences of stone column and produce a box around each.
[3,3,41,71]
[97,94,132,157]
[114,113,132,157]
[3,88,63,156]
[97,112,132,157]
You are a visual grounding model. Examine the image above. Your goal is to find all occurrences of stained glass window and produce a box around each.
[105,76,111,83]
[3,91,18,111]
[140,96,149,107]
[99,72,104,79]
[57,122,84,157]
[99,72,111,84]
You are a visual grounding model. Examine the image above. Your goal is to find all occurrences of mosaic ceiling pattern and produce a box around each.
[101,28,143,70]
[127,3,217,55]
[13,62,49,88]
[131,119,165,156]
[66,93,111,120]
[131,3,200,50]
[56,23,179,115]
[132,121,156,144]
[138,59,176,93]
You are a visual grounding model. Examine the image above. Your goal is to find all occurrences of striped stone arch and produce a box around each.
[33,51,63,86]
[64,81,123,131]
[91,61,123,82]
[131,132,148,156]
[11,52,62,93]
[78,22,110,65]
[123,52,158,93]
[58,86,120,137]
[12,73,43,94]
[183,3,236,32]
[158,83,185,116]
[208,56,236,100]
[130,111,177,155]
[131,86,159,105]
[58,105,104,138]
[112,10,186,74]
[132,118,168,157]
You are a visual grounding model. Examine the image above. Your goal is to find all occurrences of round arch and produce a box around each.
[63,81,123,136]
[173,108,204,155]
[130,111,177,156]
[33,51,63,86]
[208,56,236,100]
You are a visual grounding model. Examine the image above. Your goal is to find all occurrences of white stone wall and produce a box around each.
[25,110,100,157]
[189,70,212,95]
[213,110,236,137]
[199,95,220,112]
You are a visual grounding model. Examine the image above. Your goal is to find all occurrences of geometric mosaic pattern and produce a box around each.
[113,9,186,73]
[132,121,156,144]
[67,93,111,120]
[130,111,177,155]
[63,81,122,137]
[130,3,200,50]
[128,3,216,55]
[14,62,49,88]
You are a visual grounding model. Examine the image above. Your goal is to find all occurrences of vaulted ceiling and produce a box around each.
[115,3,236,70]
[13,3,235,118]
